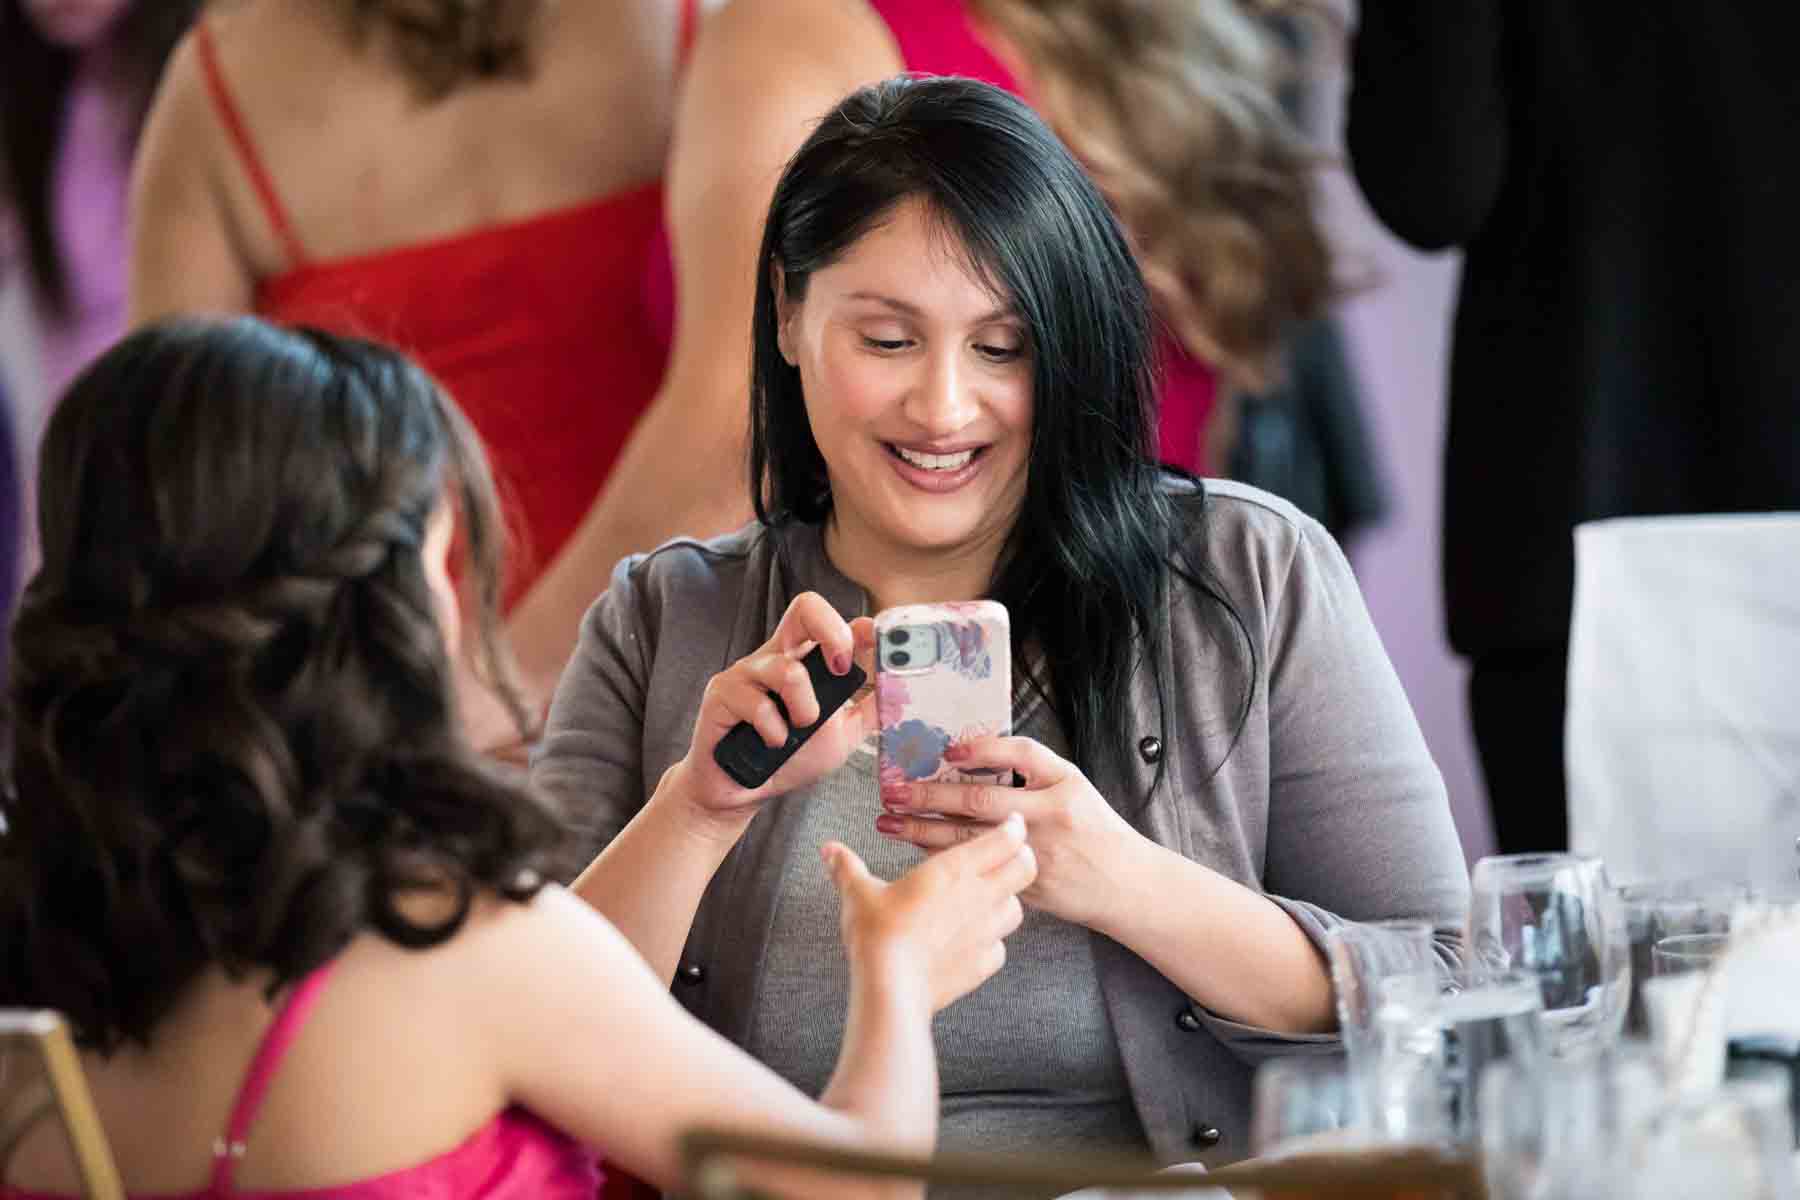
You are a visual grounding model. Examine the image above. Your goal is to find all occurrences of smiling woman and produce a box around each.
[774,197,1034,588]
[538,76,1469,1170]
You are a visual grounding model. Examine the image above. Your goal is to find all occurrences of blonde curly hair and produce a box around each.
[970,0,1332,389]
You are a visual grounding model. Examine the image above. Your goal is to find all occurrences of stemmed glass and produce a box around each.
[1466,853,1630,1058]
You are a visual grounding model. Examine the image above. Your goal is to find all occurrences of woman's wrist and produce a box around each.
[652,759,755,851]
[842,925,934,1015]
[1083,828,1163,942]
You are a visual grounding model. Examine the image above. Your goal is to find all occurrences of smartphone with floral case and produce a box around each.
[875,601,1011,795]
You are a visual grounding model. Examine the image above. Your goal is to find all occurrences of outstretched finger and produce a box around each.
[876,812,988,851]
[943,735,1071,789]
[930,811,1026,874]
[897,778,1045,822]
[822,841,879,900]
[986,842,1038,897]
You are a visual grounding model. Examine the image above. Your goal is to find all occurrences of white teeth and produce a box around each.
[895,446,976,471]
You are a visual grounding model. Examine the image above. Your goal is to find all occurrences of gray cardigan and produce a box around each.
[534,480,1470,1166]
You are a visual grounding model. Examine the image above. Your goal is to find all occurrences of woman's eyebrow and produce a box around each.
[845,291,1016,324]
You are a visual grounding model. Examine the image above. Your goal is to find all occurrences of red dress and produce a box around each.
[866,0,1220,472]
[194,5,696,610]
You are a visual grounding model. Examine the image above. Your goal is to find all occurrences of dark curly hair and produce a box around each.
[0,318,574,1053]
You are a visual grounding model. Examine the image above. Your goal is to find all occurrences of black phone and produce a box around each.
[712,645,866,790]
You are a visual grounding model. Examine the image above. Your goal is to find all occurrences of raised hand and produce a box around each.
[875,736,1142,931]
[675,591,878,830]
[825,813,1036,1013]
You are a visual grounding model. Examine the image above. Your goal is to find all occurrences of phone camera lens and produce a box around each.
[888,629,910,645]
[889,650,911,667]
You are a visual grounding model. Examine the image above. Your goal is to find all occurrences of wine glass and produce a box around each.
[1466,853,1630,1058]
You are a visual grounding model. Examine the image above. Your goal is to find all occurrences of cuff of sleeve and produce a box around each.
[1191,894,1344,1062]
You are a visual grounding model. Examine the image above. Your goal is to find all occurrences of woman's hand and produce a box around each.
[875,736,1144,930]
[825,813,1036,1013]
[672,591,878,834]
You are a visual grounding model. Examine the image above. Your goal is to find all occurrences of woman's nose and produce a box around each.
[903,349,978,434]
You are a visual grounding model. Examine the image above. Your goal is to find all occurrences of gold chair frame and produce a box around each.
[0,1011,123,1200]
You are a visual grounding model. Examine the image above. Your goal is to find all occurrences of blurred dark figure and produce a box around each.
[1229,10,1389,551]
[1228,316,1389,549]
[1347,4,1800,854]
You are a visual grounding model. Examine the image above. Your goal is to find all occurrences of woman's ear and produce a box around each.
[773,264,798,366]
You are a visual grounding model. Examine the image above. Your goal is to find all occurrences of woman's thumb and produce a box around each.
[822,841,875,895]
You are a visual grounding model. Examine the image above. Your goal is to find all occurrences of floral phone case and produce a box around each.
[875,601,1011,791]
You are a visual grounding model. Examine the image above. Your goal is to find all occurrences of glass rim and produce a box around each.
[1616,878,1751,906]
[1448,963,1545,995]
[1473,851,1604,873]
[1651,931,1732,961]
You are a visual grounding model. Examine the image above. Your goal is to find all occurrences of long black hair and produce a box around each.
[0,318,569,1052]
[749,76,1250,808]
[0,0,200,315]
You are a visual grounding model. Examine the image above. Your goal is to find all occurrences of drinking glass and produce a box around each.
[1327,920,1442,1067]
[1621,1074,1799,1200]
[1618,879,1747,1035]
[1467,853,1630,1058]
[1479,1040,1664,1200]
[1439,967,1544,1143]
[1645,932,1733,1096]
[1250,1056,1359,1157]
[1652,932,1731,976]
[1364,973,1452,1144]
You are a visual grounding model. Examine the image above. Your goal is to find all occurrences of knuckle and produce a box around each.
[965,787,995,819]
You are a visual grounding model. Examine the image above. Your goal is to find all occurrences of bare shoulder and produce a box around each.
[450,886,654,992]
[686,0,901,118]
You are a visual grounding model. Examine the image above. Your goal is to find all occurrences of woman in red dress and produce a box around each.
[129,0,709,751]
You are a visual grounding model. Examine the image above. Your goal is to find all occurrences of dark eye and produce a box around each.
[862,336,909,352]
[975,343,1023,363]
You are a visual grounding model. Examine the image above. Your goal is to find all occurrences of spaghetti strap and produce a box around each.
[193,21,309,269]
[677,0,700,66]
[208,960,340,1194]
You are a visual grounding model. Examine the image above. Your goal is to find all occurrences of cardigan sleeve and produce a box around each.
[1194,513,1470,1060]
[1344,0,1511,250]
[532,553,657,873]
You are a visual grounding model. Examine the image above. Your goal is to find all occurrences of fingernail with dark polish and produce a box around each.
[875,815,903,835]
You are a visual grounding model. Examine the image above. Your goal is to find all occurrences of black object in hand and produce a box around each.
[712,645,866,789]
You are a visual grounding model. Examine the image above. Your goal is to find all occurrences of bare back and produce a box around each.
[184,0,685,278]
[3,897,525,1194]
